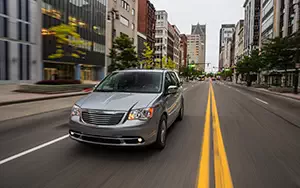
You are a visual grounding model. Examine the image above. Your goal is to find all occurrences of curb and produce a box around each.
[225,82,300,101]
[0,92,89,107]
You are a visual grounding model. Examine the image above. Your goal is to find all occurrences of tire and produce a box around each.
[177,100,184,121]
[154,115,167,150]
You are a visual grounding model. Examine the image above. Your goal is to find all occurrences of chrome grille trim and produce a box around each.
[81,109,125,126]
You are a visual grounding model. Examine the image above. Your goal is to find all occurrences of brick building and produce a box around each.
[137,0,156,59]
[180,34,188,67]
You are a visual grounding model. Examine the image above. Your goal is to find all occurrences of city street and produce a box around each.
[0,81,300,188]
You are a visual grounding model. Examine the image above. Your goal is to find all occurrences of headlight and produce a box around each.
[128,108,154,121]
[71,105,81,116]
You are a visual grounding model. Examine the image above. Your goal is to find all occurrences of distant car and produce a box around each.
[211,77,216,81]
[69,69,184,150]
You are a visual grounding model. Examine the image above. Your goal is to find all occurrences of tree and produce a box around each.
[236,49,265,86]
[141,42,155,69]
[262,37,294,86]
[164,57,176,70]
[108,34,138,72]
[48,24,87,59]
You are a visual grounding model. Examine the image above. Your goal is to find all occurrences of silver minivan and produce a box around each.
[69,69,184,149]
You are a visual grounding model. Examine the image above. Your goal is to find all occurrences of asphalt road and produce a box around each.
[0,81,300,188]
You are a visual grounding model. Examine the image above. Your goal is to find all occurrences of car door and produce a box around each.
[166,72,178,126]
[164,72,177,127]
[169,72,182,120]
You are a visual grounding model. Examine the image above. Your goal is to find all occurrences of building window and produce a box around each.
[131,23,135,30]
[18,0,29,21]
[18,22,30,42]
[42,2,62,20]
[93,43,105,53]
[0,0,7,15]
[0,40,9,80]
[132,8,135,16]
[121,0,130,11]
[120,15,129,26]
[0,16,7,37]
[18,44,30,80]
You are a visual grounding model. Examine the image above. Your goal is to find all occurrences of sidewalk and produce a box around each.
[225,82,300,101]
[0,84,90,106]
[256,88,300,100]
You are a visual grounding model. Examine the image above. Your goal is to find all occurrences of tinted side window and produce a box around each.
[164,73,172,90]
[170,72,179,86]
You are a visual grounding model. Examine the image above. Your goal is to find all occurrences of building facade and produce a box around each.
[244,0,261,55]
[180,34,188,67]
[137,0,156,60]
[191,23,206,64]
[187,34,205,71]
[167,22,175,61]
[274,0,300,37]
[42,0,107,81]
[219,48,225,71]
[234,20,244,65]
[172,25,181,67]
[219,24,235,70]
[106,0,138,73]
[259,0,275,47]
[219,24,235,54]
[0,0,42,82]
[155,10,168,62]
[223,39,234,68]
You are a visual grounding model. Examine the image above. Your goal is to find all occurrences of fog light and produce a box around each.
[70,131,75,136]
[138,138,143,143]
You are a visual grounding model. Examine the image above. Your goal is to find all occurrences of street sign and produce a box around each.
[296,63,300,69]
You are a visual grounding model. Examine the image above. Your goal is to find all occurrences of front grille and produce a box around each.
[81,111,124,126]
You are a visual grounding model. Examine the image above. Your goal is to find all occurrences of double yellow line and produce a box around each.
[196,82,233,188]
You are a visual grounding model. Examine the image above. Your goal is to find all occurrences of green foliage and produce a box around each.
[141,42,155,69]
[220,68,233,79]
[48,24,87,59]
[236,49,265,74]
[166,57,176,70]
[108,34,138,72]
[206,72,214,77]
[261,37,294,70]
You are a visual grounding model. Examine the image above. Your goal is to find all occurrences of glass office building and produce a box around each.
[42,0,106,81]
[0,0,42,82]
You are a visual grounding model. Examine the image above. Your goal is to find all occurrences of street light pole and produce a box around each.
[108,8,119,56]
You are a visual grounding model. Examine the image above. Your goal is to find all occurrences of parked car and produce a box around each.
[69,69,184,150]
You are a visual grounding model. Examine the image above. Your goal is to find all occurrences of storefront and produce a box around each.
[43,61,104,81]
[44,62,75,80]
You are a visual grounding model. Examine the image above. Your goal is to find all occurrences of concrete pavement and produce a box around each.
[0,81,300,188]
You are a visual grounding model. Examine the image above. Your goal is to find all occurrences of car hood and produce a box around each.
[76,92,159,111]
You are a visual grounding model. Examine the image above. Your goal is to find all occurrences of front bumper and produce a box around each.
[69,118,158,146]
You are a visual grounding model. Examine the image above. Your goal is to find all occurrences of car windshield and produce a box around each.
[95,71,163,93]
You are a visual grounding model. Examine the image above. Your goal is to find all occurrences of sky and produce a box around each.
[151,0,244,72]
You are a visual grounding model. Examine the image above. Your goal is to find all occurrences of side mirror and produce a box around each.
[167,85,178,95]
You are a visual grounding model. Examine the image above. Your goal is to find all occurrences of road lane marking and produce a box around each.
[0,134,69,165]
[211,83,234,188]
[255,98,268,105]
[196,83,211,188]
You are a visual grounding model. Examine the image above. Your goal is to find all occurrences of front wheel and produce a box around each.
[154,115,167,150]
